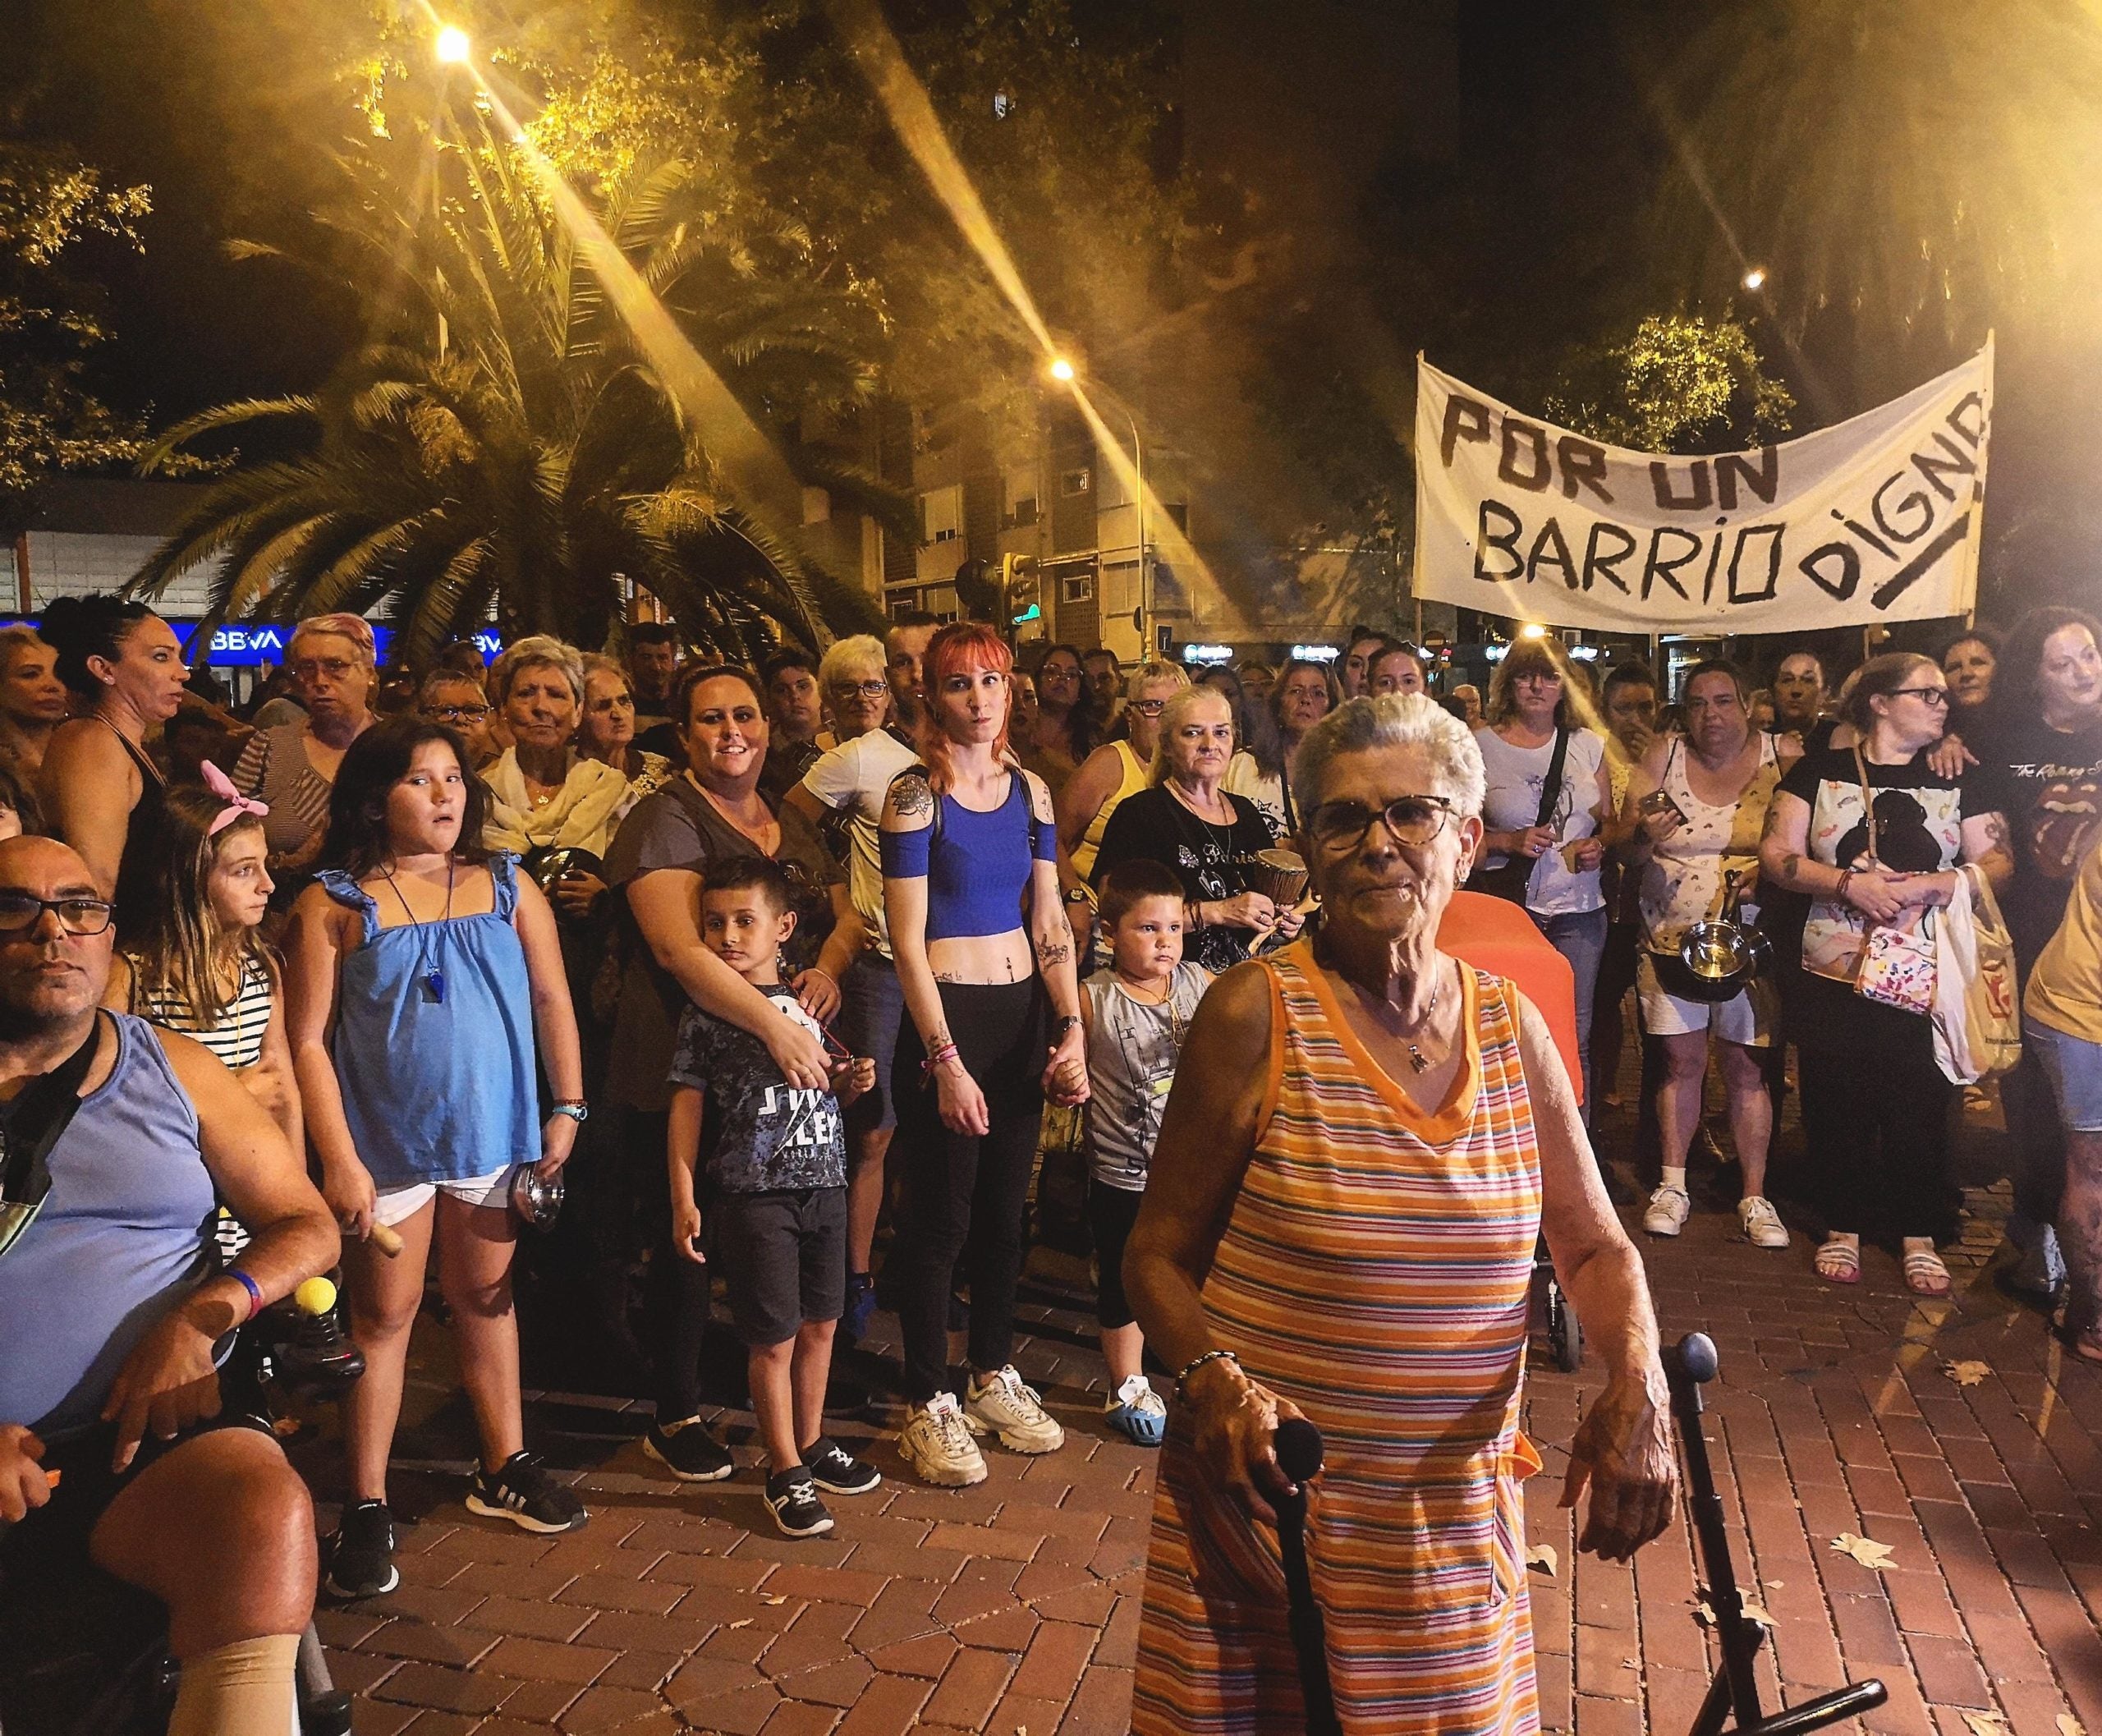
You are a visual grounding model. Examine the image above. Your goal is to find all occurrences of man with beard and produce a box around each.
[0,836,337,1736]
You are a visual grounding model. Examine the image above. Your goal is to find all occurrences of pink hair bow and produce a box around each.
[201,760,270,835]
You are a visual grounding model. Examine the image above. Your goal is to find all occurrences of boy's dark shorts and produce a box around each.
[714,1186,848,1346]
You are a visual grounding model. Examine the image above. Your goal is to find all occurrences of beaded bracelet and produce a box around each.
[920,1043,961,1081]
[1174,1348,1241,1398]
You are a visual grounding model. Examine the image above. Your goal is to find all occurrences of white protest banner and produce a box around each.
[1412,342,1992,634]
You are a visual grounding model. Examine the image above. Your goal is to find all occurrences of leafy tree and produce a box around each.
[0,134,154,512]
[1546,313,1794,454]
[132,111,911,663]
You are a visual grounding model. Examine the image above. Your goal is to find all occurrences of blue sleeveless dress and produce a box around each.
[316,855,541,1188]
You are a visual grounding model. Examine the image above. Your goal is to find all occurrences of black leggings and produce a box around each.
[626,1108,712,1421]
[893,979,1048,1403]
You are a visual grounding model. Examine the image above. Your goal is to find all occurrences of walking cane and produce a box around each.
[1274,1417,1342,1736]
[1668,1333,1887,1735]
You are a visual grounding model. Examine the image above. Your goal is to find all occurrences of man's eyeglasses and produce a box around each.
[832,679,889,700]
[427,704,489,723]
[1308,794,1457,852]
[0,893,114,936]
[1887,687,1951,707]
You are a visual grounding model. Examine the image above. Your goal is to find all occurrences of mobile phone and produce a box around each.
[1639,788,1687,824]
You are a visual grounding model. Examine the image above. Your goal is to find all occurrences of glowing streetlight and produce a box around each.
[1519,622,1549,640]
[1742,265,1768,292]
[1048,356,1076,383]
[436,25,471,65]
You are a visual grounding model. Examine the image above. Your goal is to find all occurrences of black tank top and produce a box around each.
[100,720,168,936]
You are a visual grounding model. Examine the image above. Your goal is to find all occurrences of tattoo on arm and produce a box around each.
[1035,937,1072,971]
[890,774,934,820]
[1779,852,1803,884]
[1984,814,2010,851]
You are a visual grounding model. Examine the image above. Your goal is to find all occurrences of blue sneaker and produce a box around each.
[1103,1375,1167,1447]
[842,1270,877,1342]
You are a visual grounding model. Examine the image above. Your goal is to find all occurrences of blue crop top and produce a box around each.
[881,769,1057,941]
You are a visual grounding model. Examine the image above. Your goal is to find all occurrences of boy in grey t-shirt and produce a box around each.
[1080,860,1211,1446]
[667,858,877,1538]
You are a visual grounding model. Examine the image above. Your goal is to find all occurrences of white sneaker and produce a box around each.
[1739,1195,1789,1249]
[898,1393,987,1487]
[1642,1185,1691,1237]
[964,1366,1066,1454]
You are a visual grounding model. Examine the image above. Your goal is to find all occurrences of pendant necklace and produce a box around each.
[1402,969,1441,1073]
[380,857,456,1004]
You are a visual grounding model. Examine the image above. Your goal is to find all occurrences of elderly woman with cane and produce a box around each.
[1125,692,1676,1735]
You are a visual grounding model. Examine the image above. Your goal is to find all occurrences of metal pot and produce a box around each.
[1675,870,1774,1003]
[510,1164,565,1230]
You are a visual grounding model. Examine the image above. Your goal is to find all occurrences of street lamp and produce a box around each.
[436,25,472,64]
[1046,357,1146,654]
[1742,265,1768,292]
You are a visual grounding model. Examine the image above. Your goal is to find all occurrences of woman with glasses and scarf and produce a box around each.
[1760,653,2013,1294]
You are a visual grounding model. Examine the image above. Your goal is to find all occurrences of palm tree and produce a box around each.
[133,113,911,663]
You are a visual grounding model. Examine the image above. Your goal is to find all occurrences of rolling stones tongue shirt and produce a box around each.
[1975,716,2102,962]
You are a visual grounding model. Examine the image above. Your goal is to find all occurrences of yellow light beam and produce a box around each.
[466,74,810,539]
[828,0,1218,613]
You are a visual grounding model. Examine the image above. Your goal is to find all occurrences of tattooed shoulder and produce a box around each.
[888,771,934,821]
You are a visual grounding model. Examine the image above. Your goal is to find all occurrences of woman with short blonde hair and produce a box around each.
[481,636,632,863]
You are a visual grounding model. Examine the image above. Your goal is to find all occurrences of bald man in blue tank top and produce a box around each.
[0,836,338,1736]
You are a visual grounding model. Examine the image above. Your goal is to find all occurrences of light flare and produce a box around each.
[827,0,1217,610]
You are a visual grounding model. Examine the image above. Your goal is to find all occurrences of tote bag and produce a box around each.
[1932,863,2022,1084]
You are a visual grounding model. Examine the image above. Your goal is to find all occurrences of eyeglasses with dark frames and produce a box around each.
[1308,793,1459,852]
[832,678,890,700]
[1885,687,1951,707]
[0,893,115,936]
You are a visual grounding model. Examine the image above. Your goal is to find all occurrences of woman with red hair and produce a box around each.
[880,624,1090,1486]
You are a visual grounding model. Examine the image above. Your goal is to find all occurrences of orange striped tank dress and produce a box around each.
[1133,942,1543,1735]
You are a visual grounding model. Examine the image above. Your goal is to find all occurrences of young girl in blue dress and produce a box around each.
[287,718,587,1599]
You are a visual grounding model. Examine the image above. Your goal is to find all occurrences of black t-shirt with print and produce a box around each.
[1774,743,1976,1057]
[1971,713,2102,965]
[1090,785,1278,973]
[668,988,847,1193]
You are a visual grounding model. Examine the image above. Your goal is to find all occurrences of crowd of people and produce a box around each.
[6,585,2100,1734]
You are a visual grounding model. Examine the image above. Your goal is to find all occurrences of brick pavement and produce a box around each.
[307,1093,2102,1734]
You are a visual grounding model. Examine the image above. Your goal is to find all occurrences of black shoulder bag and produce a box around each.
[0,1016,104,1261]
[1473,728,1570,905]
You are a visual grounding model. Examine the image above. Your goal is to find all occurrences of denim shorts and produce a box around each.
[2024,1019,2102,1132]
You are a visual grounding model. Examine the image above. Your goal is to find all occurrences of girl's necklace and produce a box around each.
[379,857,455,1004]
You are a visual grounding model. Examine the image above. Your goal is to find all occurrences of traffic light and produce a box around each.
[999,554,1041,629]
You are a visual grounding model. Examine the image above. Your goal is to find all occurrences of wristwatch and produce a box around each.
[1050,1014,1083,1040]
[551,1100,590,1124]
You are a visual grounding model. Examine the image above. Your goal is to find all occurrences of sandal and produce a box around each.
[1902,1244,1952,1297]
[2061,1323,2102,1365]
[1815,1236,1861,1285]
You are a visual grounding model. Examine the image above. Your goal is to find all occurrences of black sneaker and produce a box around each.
[324,1499,399,1598]
[763,1469,835,1538]
[466,1451,589,1534]
[643,1415,735,1482]
[804,1436,881,1496]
